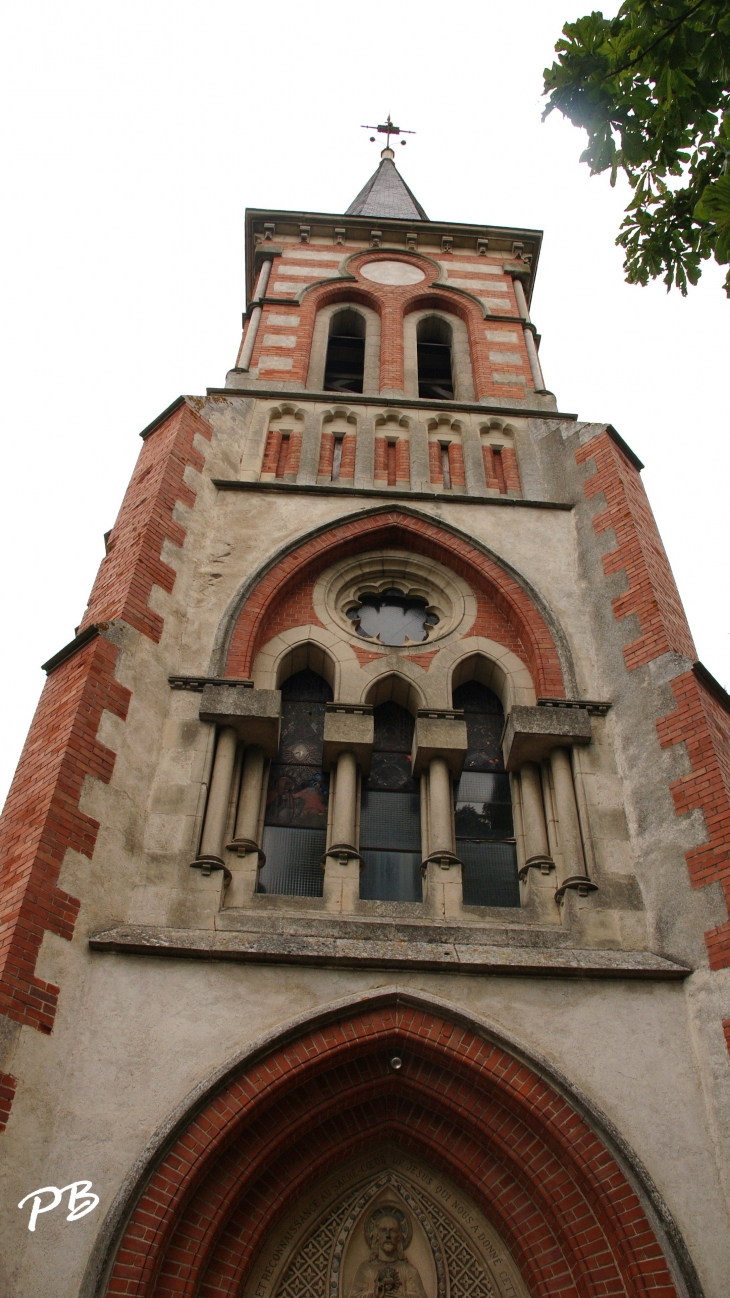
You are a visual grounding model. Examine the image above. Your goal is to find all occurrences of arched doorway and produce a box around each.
[89,993,694,1298]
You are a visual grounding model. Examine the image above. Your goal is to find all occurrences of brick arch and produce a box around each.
[297,265,489,396]
[220,508,571,698]
[93,993,694,1298]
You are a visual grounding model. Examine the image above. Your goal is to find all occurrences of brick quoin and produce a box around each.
[81,400,213,641]
[225,512,563,695]
[0,1072,17,1134]
[657,670,730,971]
[0,400,212,1129]
[0,636,129,1040]
[578,431,730,1022]
[103,1003,679,1298]
[576,431,695,672]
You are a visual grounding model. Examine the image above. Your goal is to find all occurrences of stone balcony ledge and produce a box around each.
[90,915,689,980]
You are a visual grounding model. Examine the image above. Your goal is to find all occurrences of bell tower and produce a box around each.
[1,131,730,1297]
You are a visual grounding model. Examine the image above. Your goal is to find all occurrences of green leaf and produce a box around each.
[695,174,730,261]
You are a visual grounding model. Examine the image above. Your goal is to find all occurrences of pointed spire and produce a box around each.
[346,148,428,221]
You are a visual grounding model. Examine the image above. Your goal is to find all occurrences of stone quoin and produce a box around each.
[1,138,729,1298]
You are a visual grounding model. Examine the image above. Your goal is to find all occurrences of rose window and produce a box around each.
[346,588,439,646]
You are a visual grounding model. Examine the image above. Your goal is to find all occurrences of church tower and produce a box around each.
[2,132,730,1297]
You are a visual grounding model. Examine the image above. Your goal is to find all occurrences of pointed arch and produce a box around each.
[210,506,577,698]
[82,989,700,1298]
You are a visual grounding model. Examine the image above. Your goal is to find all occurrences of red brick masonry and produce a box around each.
[578,430,730,991]
[105,1001,680,1298]
[0,400,212,1130]
[226,509,565,697]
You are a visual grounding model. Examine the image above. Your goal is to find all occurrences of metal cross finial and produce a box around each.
[361,114,415,149]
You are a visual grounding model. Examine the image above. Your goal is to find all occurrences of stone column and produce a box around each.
[225,744,265,907]
[330,750,357,850]
[520,763,552,868]
[511,276,546,392]
[423,756,463,918]
[237,258,273,370]
[428,757,453,855]
[323,750,361,913]
[519,762,558,922]
[550,747,596,898]
[194,726,237,871]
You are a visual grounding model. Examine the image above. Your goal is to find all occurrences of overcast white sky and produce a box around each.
[1,0,727,807]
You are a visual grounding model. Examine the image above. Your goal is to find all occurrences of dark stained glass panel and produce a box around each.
[258,670,332,896]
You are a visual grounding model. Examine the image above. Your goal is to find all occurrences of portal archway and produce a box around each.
[90,992,695,1298]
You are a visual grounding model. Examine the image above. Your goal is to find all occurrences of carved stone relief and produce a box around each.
[244,1147,528,1298]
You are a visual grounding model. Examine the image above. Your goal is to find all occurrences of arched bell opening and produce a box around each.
[417,316,454,401]
[325,308,366,394]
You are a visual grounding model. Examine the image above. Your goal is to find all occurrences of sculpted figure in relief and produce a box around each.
[349,1207,427,1298]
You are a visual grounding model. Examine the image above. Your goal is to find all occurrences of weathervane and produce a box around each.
[361,114,415,149]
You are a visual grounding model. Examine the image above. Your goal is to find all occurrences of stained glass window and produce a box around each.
[360,701,422,902]
[453,681,519,907]
[258,670,331,897]
[347,589,439,647]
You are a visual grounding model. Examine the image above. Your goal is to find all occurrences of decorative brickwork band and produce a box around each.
[96,997,692,1298]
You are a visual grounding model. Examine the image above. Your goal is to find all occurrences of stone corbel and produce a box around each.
[199,683,282,757]
[322,704,374,776]
[501,705,591,771]
[412,709,468,779]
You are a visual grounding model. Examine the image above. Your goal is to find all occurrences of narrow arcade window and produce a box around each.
[331,435,344,481]
[417,316,454,400]
[258,669,332,896]
[440,443,452,489]
[324,308,365,393]
[452,680,520,906]
[359,702,422,902]
[275,433,291,479]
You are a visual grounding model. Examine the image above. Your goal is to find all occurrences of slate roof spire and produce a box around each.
[346,147,428,221]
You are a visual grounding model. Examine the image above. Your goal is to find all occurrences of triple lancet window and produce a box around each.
[252,675,518,908]
[324,309,365,394]
[453,681,519,906]
[257,670,331,897]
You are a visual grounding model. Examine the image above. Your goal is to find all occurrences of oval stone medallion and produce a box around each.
[360,260,426,285]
